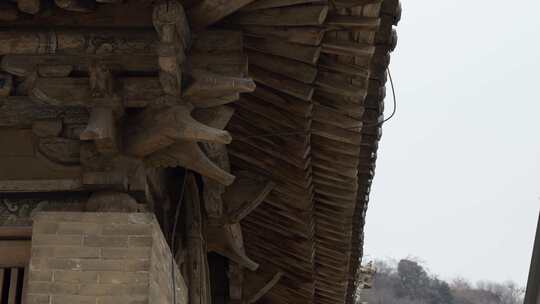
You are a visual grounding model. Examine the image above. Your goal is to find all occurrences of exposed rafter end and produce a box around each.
[243,267,283,304]
[222,171,275,223]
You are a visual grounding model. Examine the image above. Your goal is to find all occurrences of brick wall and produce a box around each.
[26,212,188,304]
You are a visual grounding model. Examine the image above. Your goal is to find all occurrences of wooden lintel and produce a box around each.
[0,240,31,267]
[0,227,32,240]
[1,54,158,77]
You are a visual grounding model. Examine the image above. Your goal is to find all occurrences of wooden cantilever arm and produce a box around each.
[206,222,259,271]
[124,105,232,158]
[146,140,236,186]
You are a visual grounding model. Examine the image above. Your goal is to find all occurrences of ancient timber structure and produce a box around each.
[0,0,400,303]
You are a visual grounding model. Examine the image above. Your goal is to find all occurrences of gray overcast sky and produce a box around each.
[364,0,540,287]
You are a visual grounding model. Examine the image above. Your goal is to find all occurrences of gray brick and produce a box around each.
[32,246,56,258]
[80,259,125,271]
[124,259,150,272]
[79,284,148,296]
[128,213,154,224]
[97,295,148,304]
[101,248,151,259]
[84,235,128,248]
[128,236,152,248]
[46,258,82,271]
[57,222,102,235]
[98,272,149,284]
[58,247,101,258]
[32,234,82,246]
[25,294,51,304]
[54,270,98,284]
[29,258,46,271]
[27,282,79,295]
[33,246,100,259]
[28,270,53,282]
[51,295,96,304]
[33,221,59,234]
[80,213,131,224]
[102,224,152,236]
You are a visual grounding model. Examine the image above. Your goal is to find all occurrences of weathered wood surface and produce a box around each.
[153,1,190,96]
[0,241,31,267]
[0,29,157,56]
[124,105,232,157]
[206,222,259,271]
[55,0,96,12]
[221,171,275,223]
[0,1,153,27]
[185,172,212,304]
[0,97,88,127]
[183,69,256,107]
[223,0,401,303]
[240,0,323,11]
[146,140,236,186]
[1,54,158,77]
[243,267,283,303]
[230,5,329,26]
[188,0,257,30]
[17,0,42,14]
[194,106,235,218]
[245,36,321,64]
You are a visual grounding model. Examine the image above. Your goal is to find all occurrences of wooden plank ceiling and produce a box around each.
[221,0,401,303]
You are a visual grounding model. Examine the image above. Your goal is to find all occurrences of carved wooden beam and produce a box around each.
[0,29,156,56]
[153,1,191,97]
[183,69,255,107]
[1,54,158,77]
[243,267,283,303]
[28,76,164,108]
[124,105,232,157]
[206,222,259,271]
[32,120,63,138]
[55,0,95,12]
[80,107,117,152]
[193,106,235,217]
[38,137,81,165]
[80,62,122,154]
[0,97,88,128]
[146,140,235,186]
[17,0,42,14]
